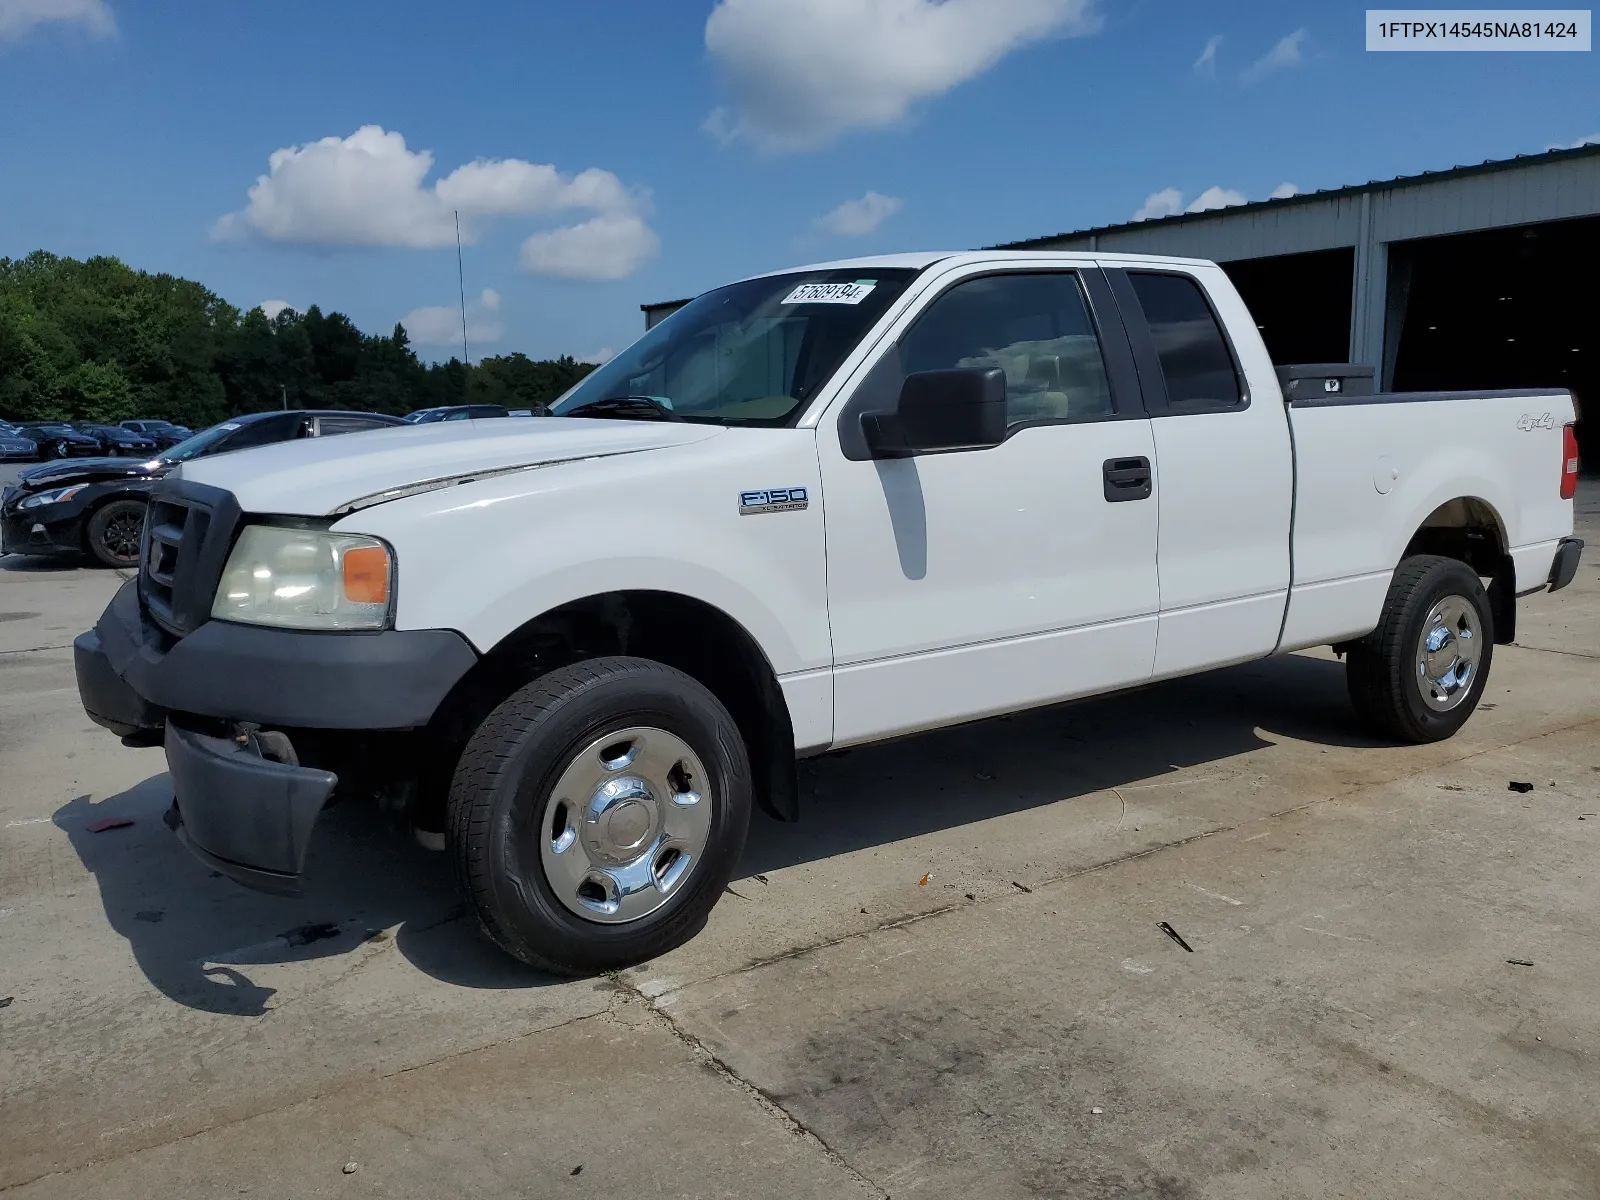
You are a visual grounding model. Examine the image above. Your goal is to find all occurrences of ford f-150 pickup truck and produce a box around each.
[73,251,1584,974]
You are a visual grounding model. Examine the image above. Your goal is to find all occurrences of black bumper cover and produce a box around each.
[76,579,479,893]
[164,721,336,896]
[84,579,477,733]
[1548,537,1584,594]
[1,506,87,557]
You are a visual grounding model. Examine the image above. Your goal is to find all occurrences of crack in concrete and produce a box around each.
[1512,642,1600,662]
[0,642,72,656]
[604,983,890,1199]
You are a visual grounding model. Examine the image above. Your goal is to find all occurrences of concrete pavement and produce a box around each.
[1,485,1596,1198]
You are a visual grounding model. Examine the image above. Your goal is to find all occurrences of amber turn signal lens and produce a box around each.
[342,545,390,605]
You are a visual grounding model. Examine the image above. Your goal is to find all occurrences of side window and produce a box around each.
[899,273,1114,426]
[316,416,387,437]
[1125,273,1242,410]
[444,409,473,421]
[216,415,295,452]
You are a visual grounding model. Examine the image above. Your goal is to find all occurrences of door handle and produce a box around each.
[1102,456,1152,502]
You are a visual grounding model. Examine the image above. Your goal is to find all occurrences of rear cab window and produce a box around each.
[1122,271,1245,413]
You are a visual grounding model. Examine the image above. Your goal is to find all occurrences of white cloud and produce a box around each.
[1548,133,1600,150]
[519,213,659,281]
[258,300,295,320]
[0,0,113,41]
[1268,181,1301,200]
[214,125,658,279]
[1132,187,1184,222]
[1132,184,1260,222]
[579,347,617,365]
[1193,34,1222,77]
[814,191,903,237]
[400,288,503,348]
[704,0,1102,152]
[1186,186,1248,213]
[1243,28,1308,82]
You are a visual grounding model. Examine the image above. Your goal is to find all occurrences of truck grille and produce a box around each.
[137,480,242,639]
[142,497,209,631]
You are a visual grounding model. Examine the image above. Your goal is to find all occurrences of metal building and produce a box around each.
[641,144,1598,456]
[1002,144,1599,445]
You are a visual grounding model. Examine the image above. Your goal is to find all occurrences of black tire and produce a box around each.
[1347,555,1494,743]
[85,499,147,568]
[448,656,752,975]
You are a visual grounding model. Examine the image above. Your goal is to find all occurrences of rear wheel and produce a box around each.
[1347,555,1494,743]
[85,499,147,568]
[448,656,752,975]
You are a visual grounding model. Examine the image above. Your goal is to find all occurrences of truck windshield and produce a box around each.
[552,268,919,426]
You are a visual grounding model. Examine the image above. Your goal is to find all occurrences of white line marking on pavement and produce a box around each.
[1188,884,1244,906]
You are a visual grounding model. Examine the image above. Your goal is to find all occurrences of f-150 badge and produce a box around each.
[739,487,809,515]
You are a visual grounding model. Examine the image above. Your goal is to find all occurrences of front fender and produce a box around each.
[335,428,832,678]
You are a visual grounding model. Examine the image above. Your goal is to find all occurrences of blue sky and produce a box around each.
[1,0,1594,362]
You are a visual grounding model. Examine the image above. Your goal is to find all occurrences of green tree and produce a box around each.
[0,251,600,430]
[61,360,136,422]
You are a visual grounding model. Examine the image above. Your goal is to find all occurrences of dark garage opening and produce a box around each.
[1390,216,1598,467]
[1221,248,1355,366]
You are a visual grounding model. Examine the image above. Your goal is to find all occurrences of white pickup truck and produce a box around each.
[74,251,1583,974]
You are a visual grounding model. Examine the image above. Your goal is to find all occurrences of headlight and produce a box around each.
[18,485,88,509]
[212,525,394,631]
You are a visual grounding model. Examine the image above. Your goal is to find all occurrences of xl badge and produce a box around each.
[739,487,809,515]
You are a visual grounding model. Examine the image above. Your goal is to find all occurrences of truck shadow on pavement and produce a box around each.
[739,650,1379,877]
[55,651,1377,1012]
[52,782,549,1016]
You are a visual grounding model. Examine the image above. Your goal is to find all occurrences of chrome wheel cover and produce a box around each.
[537,726,712,924]
[1415,594,1482,712]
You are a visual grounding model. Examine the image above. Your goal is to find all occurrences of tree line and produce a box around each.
[0,251,597,428]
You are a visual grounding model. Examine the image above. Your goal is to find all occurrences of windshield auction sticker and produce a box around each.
[1367,9,1590,49]
[782,280,877,305]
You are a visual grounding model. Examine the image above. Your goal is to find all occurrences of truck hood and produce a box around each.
[176,417,724,516]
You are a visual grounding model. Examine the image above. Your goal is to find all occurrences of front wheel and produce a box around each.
[448,656,752,975]
[86,499,147,568]
[1347,555,1494,743]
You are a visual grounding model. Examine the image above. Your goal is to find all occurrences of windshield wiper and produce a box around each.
[561,396,682,422]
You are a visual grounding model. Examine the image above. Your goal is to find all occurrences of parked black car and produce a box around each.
[0,423,38,461]
[11,423,104,460]
[72,424,160,457]
[403,403,510,423]
[119,419,192,449]
[1,409,404,567]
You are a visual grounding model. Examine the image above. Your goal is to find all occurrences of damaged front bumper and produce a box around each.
[163,722,337,896]
[75,579,479,896]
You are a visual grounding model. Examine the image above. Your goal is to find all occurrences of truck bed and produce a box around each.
[1279,386,1576,651]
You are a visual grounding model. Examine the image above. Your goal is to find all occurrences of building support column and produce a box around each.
[1349,191,1389,377]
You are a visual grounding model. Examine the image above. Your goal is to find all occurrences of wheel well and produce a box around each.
[423,591,800,825]
[1401,497,1515,643]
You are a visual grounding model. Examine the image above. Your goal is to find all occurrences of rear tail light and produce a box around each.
[1561,423,1579,500]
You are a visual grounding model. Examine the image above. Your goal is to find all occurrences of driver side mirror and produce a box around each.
[861,367,1007,458]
